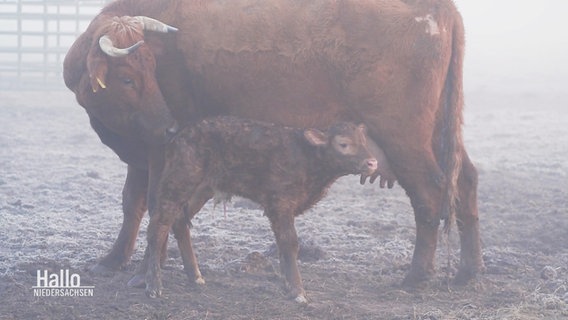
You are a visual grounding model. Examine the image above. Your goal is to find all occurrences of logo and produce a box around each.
[32,269,94,297]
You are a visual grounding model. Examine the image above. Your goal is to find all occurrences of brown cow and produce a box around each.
[140,116,381,302]
[64,0,484,288]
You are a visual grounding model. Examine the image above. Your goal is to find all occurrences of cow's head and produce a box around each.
[303,122,378,179]
[69,16,179,145]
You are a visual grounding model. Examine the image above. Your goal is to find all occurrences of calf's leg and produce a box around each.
[127,238,170,288]
[267,211,306,304]
[145,205,177,298]
[171,220,204,285]
[172,184,214,285]
[145,147,205,297]
[129,184,213,288]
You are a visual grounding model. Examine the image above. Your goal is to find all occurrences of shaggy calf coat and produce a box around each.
[143,116,381,303]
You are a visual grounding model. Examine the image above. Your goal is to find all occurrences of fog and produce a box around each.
[454,0,568,93]
[1,2,567,318]
[1,0,567,93]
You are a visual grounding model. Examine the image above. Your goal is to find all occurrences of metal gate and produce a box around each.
[0,0,110,90]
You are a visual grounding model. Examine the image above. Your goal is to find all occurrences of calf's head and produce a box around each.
[303,122,378,178]
[74,16,179,145]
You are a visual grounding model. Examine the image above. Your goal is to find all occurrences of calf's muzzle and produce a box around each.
[365,158,378,172]
[359,157,378,185]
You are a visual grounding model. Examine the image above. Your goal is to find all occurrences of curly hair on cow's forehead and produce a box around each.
[106,16,144,42]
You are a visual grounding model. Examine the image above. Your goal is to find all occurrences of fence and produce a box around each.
[0,0,110,90]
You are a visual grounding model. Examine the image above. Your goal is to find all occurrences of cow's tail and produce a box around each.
[440,13,465,234]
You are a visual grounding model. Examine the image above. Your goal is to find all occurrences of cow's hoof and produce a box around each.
[401,269,433,289]
[127,274,146,288]
[89,263,115,276]
[194,276,205,285]
[454,265,484,286]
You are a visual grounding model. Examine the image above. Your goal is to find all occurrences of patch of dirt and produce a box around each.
[0,89,567,319]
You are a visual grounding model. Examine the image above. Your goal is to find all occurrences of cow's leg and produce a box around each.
[376,141,444,286]
[267,211,306,304]
[124,149,170,288]
[454,151,485,284]
[366,119,445,286]
[403,171,444,287]
[91,165,148,273]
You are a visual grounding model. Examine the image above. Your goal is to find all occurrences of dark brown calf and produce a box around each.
[142,116,386,303]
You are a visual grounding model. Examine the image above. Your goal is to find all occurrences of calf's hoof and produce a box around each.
[185,269,206,286]
[145,274,163,298]
[288,288,308,304]
[294,294,308,304]
[145,285,162,299]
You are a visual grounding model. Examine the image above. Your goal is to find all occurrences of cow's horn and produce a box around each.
[99,35,143,57]
[134,16,178,33]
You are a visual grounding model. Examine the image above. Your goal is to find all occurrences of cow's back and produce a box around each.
[162,0,461,132]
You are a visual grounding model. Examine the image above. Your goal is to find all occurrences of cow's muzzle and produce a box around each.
[131,112,178,145]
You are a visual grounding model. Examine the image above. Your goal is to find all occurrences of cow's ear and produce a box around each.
[86,50,108,93]
[304,129,328,146]
[63,31,91,91]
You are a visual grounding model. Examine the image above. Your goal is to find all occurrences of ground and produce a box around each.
[0,86,566,319]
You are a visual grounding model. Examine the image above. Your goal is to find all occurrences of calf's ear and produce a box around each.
[304,129,328,146]
[357,124,368,143]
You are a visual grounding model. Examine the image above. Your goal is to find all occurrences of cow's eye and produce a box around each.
[121,78,133,86]
[339,143,348,149]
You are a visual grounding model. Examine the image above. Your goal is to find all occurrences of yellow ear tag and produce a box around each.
[96,77,107,89]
